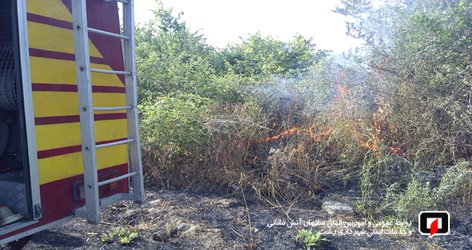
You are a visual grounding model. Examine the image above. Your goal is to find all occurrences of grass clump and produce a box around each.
[395,179,436,221]
[295,230,325,250]
[101,227,138,245]
[436,161,472,215]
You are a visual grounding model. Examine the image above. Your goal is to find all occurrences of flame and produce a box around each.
[305,126,332,142]
[258,125,300,143]
[257,115,402,156]
[387,146,402,155]
[354,110,402,156]
[255,90,403,157]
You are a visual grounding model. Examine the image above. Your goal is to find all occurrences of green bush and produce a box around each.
[395,179,436,221]
[140,93,210,156]
[139,93,211,187]
[101,228,138,245]
[295,230,324,250]
[437,161,472,213]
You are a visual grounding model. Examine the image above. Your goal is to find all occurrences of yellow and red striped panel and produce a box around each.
[0,1,130,241]
[26,0,129,185]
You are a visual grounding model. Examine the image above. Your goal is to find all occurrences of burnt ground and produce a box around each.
[7,188,472,249]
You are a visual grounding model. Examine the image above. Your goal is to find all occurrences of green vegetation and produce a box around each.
[137,0,472,225]
[295,230,324,250]
[101,227,138,245]
[333,0,472,221]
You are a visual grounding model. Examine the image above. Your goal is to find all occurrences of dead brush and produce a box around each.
[141,142,204,189]
[140,72,472,220]
[241,127,354,204]
[201,102,269,188]
[218,83,385,204]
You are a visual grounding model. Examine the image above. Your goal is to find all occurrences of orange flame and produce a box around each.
[258,125,300,143]
[387,146,402,155]
[355,111,402,156]
[257,116,402,156]
[255,84,403,157]
[305,126,332,142]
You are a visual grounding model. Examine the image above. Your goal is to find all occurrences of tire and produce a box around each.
[0,47,18,111]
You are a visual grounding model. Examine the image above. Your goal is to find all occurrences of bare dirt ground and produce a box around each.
[13,188,472,249]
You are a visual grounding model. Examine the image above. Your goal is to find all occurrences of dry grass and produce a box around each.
[141,76,472,223]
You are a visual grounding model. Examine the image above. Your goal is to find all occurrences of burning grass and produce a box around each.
[141,74,472,224]
[142,80,398,194]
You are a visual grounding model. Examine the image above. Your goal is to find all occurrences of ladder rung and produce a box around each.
[93,106,133,111]
[96,138,134,149]
[101,0,129,3]
[90,68,131,75]
[88,27,129,40]
[98,172,137,186]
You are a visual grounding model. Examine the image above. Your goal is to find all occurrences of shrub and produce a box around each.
[101,228,138,245]
[437,161,472,214]
[395,179,436,221]
[295,230,324,250]
[139,93,211,187]
[140,93,210,155]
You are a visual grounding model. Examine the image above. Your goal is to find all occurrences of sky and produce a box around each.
[134,0,362,52]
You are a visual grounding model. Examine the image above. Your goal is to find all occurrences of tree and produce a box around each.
[336,0,472,164]
[135,4,218,102]
[221,33,325,79]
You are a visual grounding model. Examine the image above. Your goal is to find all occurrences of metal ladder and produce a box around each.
[71,0,144,224]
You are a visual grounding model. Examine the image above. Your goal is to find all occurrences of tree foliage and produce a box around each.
[336,0,472,220]
[136,5,323,103]
[136,5,218,102]
[136,3,324,189]
[220,33,324,79]
[338,0,472,165]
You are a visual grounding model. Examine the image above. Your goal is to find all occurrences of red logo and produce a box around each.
[418,211,450,237]
[429,218,438,237]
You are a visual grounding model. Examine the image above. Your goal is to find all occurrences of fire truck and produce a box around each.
[0,0,144,246]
